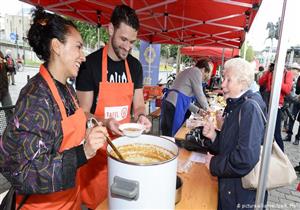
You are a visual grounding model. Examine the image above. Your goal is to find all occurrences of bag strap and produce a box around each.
[238,98,267,125]
[17,194,29,210]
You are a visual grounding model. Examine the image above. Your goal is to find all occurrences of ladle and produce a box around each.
[87,117,125,161]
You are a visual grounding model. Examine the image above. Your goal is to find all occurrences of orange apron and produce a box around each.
[16,65,86,210]
[80,45,134,209]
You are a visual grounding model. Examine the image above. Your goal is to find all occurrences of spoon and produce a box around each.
[87,117,125,161]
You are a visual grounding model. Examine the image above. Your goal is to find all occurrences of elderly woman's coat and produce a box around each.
[208,90,267,210]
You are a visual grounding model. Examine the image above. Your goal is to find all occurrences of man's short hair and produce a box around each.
[110,4,140,31]
[195,59,211,73]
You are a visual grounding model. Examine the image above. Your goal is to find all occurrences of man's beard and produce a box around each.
[111,33,129,60]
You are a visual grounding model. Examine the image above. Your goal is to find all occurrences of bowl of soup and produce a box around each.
[119,123,145,137]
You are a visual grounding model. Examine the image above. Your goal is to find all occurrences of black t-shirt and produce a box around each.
[75,48,143,113]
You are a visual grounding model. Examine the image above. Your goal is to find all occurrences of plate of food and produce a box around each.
[119,123,145,137]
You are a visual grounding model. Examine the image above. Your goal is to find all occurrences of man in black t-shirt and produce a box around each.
[76,5,151,134]
[76,6,151,208]
[76,47,143,114]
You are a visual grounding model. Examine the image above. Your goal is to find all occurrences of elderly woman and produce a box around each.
[202,58,267,209]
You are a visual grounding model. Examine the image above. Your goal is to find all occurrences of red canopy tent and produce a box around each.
[21,0,262,48]
[180,46,239,58]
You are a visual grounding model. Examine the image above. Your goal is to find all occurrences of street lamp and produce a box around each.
[22,5,25,64]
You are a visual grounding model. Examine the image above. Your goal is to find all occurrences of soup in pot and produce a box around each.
[110,143,174,164]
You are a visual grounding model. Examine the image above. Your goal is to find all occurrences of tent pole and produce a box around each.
[148,43,152,83]
[176,46,181,74]
[221,48,225,69]
[254,0,289,209]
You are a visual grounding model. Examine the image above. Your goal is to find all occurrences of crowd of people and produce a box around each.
[0,3,299,210]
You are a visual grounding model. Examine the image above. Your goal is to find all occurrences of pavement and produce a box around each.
[0,66,300,209]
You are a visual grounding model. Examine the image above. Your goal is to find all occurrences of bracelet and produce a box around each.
[137,113,146,121]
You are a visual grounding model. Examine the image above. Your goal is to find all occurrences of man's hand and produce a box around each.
[105,118,123,136]
[137,114,152,133]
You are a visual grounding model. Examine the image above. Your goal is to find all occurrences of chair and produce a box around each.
[0,105,15,135]
[0,105,15,194]
[148,107,161,135]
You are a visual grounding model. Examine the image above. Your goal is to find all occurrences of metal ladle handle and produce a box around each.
[87,117,125,161]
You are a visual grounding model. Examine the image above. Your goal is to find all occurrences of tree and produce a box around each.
[241,42,255,62]
[245,45,255,62]
[73,20,109,48]
[169,45,178,59]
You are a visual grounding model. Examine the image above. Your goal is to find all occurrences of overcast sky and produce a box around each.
[248,0,300,51]
[0,0,299,51]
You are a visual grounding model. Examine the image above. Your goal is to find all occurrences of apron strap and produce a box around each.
[40,65,67,120]
[101,45,132,83]
[39,65,78,119]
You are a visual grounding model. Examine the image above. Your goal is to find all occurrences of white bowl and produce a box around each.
[119,123,145,137]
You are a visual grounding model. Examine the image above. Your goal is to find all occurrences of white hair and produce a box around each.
[224,58,254,88]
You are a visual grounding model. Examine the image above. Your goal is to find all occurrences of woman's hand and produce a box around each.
[205,153,214,170]
[202,119,217,141]
[137,114,152,133]
[84,125,108,159]
[215,109,224,130]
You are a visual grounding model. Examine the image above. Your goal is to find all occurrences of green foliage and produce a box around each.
[73,20,109,48]
[169,45,178,58]
[160,44,178,58]
[24,59,42,67]
[134,40,140,49]
[240,42,255,62]
[160,44,169,57]
[182,55,192,64]
[245,45,255,62]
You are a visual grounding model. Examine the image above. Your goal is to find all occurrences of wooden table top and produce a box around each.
[174,124,190,141]
[96,148,218,210]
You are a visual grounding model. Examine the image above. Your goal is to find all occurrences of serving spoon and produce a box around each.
[87,117,125,161]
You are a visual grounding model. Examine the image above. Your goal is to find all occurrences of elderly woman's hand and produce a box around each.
[215,109,224,130]
[202,119,217,142]
[84,125,108,159]
[205,153,214,170]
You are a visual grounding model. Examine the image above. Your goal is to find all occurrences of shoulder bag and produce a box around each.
[239,99,297,190]
[0,187,28,210]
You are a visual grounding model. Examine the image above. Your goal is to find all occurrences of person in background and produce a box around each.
[283,62,300,145]
[259,63,293,151]
[0,7,107,209]
[75,5,151,209]
[0,50,14,121]
[160,59,211,137]
[202,58,267,210]
[0,51,13,106]
[255,66,265,82]
[5,49,16,85]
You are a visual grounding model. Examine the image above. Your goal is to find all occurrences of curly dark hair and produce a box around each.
[110,4,139,31]
[27,6,77,61]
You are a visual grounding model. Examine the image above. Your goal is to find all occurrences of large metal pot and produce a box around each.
[107,134,179,210]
